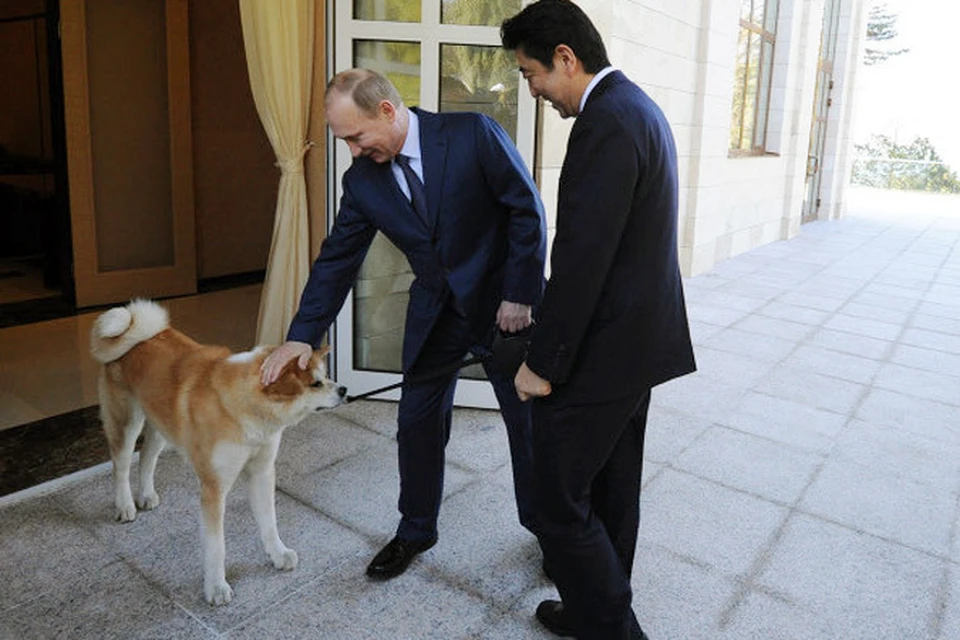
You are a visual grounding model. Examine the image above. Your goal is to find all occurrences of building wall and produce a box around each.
[533,0,867,277]
[189,0,277,279]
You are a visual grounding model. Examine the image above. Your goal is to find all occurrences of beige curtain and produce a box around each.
[239,0,315,345]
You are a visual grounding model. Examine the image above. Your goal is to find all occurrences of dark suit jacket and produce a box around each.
[287,108,546,372]
[525,71,696,402]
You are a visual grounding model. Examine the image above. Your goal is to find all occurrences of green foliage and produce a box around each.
[864,3,909,66]
[852,135,960,193]
[437,1,524,140]
[441,0,520,26]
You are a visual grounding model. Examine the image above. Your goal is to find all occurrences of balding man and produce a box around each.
[261,69,546,580]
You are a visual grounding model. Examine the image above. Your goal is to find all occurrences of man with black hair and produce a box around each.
[501,1,696,638]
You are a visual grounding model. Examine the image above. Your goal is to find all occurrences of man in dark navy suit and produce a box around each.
[260,69,547,580]
[502,1,697,637]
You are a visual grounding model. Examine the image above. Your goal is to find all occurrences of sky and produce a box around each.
[852,0,960,169]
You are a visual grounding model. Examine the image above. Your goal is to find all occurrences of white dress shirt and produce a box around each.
[579,66,616,114]
[391,110,423,200]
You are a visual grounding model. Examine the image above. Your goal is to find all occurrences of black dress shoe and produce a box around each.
[366,535,437,579]
[536,600,576,637]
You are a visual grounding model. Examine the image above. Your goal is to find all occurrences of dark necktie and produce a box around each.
[395,154,429,225]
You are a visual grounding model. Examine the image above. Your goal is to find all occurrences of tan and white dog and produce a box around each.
[90,299,345,605]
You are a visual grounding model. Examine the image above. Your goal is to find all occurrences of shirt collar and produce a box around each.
[579,66,616,114]
[398,109,420,161]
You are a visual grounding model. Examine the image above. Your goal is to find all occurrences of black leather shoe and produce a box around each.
[366,535,437,579]
[536,600,576,637]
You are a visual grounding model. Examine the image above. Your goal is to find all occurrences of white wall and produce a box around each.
[533,0,868,276]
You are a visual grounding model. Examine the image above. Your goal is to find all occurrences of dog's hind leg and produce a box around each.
[247,434,298,571]
[197,452,244,606]
[99,370,144,522]
[136,424,166,510]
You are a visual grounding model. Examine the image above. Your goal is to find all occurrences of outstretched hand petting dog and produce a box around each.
[260,340,313,385]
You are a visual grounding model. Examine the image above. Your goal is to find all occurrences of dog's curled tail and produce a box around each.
[90,299,169,363]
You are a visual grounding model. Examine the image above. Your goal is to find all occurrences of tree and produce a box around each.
[864,3,909,66]
[852,135,960,193]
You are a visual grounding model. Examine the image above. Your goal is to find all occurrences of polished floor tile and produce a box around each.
[0,284,262,432]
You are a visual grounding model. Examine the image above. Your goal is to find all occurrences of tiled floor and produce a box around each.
[1,187,960,639]
[0,284,263,431]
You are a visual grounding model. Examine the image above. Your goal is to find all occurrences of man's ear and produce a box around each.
[379,99,397,122]
[554,44,579,74]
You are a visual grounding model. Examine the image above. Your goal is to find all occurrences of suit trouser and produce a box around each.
[395,303,537,541]
[533,387,652,640]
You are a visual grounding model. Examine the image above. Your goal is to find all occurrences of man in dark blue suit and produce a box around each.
[260,69,547,580]
[502,1,697,638]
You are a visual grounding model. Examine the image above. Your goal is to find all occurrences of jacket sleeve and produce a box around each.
[285,178,377,347]
[475,115,546,306]
[524,115,639,384]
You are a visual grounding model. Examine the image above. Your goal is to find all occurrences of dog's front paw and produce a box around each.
[270,547,299,571]
[115,500,137,522]
[204,580,234,606]
[137,491,160,511]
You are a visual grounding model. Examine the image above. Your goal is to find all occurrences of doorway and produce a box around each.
[802,0,841,222]
[0,0,73,323]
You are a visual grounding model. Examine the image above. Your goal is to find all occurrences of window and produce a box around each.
[729,0,779,154]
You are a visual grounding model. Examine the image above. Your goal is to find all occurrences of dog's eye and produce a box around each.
[311,380,323,388]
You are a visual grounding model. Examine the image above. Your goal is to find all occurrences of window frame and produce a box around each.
[729,0,780,157]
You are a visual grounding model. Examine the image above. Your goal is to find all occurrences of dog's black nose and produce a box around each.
[338,385,347,397]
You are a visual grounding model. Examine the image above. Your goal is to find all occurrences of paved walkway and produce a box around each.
[2,188,959,639]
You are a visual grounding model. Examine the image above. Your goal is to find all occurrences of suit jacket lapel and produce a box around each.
[365,158,429,236]
[414,108,447,232]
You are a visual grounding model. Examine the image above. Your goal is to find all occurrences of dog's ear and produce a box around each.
[315,344,331,358]
[264,361,310,399]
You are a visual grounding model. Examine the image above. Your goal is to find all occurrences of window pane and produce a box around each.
[439,44,518,140]
[755,40,774,149]
[763,0,779,34]
[740,0,753,23]
[441,0,521,26]
[729,27,749,150]
[353,40,421,106]
[351,40,421,372]
[742,31,760,149]
[753,0,764,27]
[354,0,420,22]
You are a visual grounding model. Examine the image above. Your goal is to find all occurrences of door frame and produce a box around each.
[802,0,841,223]
[60,0,196,307]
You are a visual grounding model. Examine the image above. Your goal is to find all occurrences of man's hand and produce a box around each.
[260,341,313,386]
[497,301,532,333]
[515,362,551,402]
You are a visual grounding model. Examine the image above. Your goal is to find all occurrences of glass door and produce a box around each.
[331,0,535,407]
[802,0,840,222]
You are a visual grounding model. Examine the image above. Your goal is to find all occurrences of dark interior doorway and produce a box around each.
[0,0,73,325]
